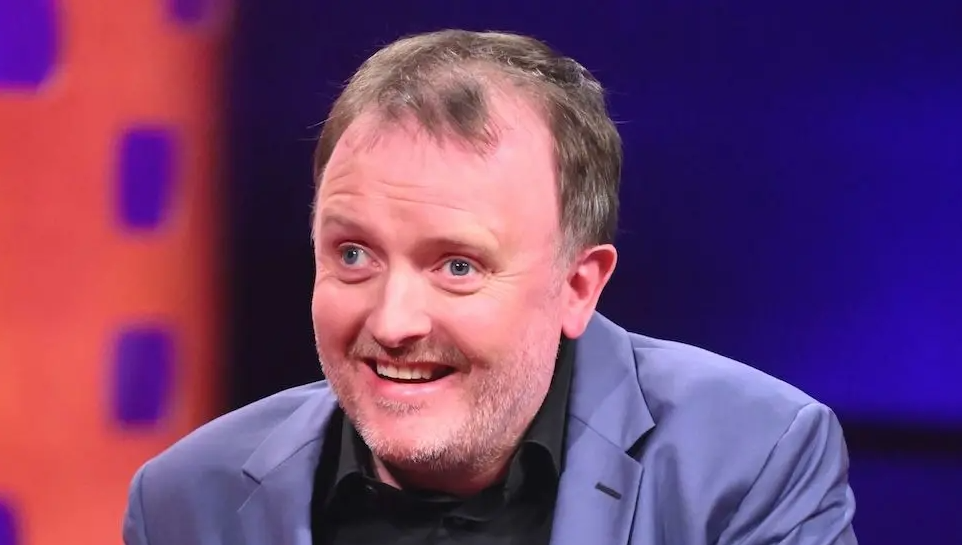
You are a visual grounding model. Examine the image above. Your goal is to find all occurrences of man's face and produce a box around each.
[311,93,569,473]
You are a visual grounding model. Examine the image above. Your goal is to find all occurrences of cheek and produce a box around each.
[438,274,561,360]
[311,282,365,355]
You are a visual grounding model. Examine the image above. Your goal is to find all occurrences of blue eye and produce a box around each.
[339,245,366,266]
[446,259,474,277]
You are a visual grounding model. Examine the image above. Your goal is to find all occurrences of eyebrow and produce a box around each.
[416,234,499,264]
[318,212,366,233]
[312,212,368,246]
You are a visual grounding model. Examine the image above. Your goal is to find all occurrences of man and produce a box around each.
[123,29,857,545]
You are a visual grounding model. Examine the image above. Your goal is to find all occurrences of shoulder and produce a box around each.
[621,331,857,542]
[124,381,336,542]
[619,331,849,539]
[627,331,846,517]
[135,382,334,510]
[147,381,332,476]
[628,331,833,459]
[629,332,819,430]
[627,327,834,462]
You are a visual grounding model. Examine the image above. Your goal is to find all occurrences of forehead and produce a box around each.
[316,91,559,235]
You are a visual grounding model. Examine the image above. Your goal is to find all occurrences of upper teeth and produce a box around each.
[376,363,438,380]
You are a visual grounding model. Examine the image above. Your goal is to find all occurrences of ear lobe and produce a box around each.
[561,244,618,338]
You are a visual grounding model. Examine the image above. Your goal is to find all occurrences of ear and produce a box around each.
[560,244,618,338]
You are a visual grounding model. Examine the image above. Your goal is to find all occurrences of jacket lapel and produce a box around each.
[224,389,339,545]
[550,314,656,545]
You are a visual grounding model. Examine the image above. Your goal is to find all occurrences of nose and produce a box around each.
[365,269,432,348]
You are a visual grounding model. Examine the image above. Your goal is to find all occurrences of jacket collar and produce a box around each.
[549,312,655,545]
[569,312,655,450]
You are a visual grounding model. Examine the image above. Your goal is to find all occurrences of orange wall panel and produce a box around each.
[0,1,229,543]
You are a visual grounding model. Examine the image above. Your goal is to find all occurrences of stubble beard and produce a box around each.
[319,314,561,480]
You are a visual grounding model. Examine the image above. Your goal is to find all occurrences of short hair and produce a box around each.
[313,29,622,253]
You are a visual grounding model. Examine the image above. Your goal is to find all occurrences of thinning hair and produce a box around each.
[313,29,622,255]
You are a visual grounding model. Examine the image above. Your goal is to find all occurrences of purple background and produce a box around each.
[142,0,962,542]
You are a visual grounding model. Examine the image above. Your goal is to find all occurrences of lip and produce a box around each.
[360,359,460,402]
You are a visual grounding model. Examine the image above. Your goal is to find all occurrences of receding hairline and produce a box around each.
[317,61,562,173]
[316,75,556,183]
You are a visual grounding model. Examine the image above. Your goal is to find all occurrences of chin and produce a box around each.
[359,413,462,466]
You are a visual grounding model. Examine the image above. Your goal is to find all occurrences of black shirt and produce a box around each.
[311,336,575,545]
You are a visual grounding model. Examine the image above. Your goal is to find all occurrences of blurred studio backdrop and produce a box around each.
[1,0,960,544]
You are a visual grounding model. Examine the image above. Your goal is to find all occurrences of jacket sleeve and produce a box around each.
[717,403,858,545]
[122,463,152,545]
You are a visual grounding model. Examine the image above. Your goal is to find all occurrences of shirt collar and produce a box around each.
[519,334,574,475]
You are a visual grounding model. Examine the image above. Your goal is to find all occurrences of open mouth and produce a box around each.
[366,359,456,384]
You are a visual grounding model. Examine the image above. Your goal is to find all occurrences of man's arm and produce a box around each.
[718,403,858,545]
[122,464,152,545]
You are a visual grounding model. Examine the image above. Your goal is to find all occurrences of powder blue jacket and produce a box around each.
[123,313,858,544]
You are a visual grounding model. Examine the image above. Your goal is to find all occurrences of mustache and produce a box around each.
[347,335,470,369]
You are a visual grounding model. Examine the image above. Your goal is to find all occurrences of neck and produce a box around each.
[371,451,514,497]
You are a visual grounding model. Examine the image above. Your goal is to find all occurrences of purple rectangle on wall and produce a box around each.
[0,0,56,88]
[116,126,178,232]
[0,498,17,545]
[113,325,175,427]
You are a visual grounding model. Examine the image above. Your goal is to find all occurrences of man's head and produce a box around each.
[310,29,621,491]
